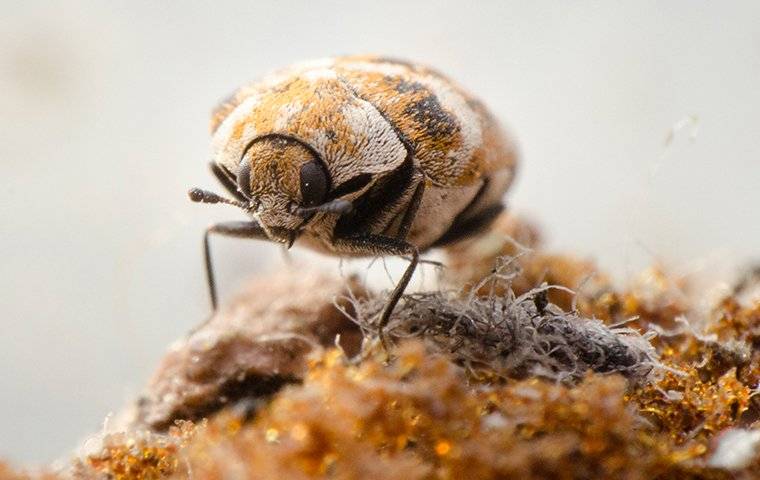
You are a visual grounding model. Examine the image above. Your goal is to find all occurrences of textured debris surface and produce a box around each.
[5,213,760,480]
[134,270,365,430]
[351,277,657,383]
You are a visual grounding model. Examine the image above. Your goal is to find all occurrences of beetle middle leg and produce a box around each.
[203,221,270,310]
[332,233,419,350]
[331,172,426,349]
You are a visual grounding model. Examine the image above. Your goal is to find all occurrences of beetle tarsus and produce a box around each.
[376,245,419,344]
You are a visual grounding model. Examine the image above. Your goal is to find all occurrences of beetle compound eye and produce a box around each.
[299,160,328,207]
[236,159,252,198]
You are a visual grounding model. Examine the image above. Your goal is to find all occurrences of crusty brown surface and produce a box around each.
[135,269,364,430]
[7,213,760,479]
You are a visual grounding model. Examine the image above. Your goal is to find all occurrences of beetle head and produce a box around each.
[192,135,353,247]
[242,136,325,242]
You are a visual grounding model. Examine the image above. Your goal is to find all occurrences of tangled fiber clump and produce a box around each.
[349,260,658,383]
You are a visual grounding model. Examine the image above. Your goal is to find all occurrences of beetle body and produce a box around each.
[209,56,517,253]
[191,56,518,339]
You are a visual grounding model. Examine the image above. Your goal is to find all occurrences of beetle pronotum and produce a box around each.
[189,56,518,346]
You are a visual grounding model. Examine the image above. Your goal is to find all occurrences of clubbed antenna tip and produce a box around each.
[188,188,247,210]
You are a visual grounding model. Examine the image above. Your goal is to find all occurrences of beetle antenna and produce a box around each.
[296,199,353,216]
[188,188,248,210]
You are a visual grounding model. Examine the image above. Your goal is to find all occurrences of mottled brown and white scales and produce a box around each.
[190,56,518,344]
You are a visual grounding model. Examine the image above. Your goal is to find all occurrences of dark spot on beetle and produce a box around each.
[404,94,458,140]
[395,79,425,94]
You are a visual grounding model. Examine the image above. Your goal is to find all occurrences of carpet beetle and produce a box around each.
[190,55,518,344]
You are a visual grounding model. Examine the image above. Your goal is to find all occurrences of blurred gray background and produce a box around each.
[1,0,758,464]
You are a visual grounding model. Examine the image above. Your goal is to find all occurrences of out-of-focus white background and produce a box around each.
[1,0,758,464]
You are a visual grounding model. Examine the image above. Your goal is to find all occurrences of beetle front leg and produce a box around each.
[203,221,270,310]
[332,234,419,350]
